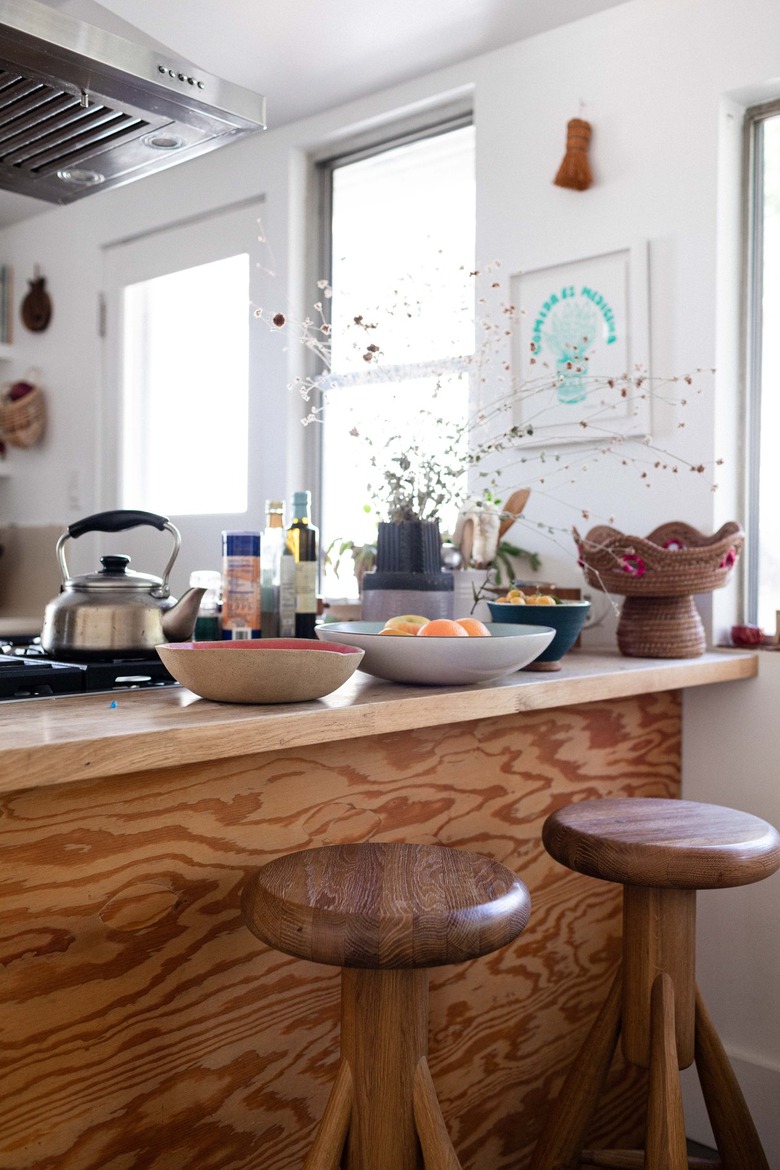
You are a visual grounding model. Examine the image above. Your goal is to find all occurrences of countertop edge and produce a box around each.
[0,650,758,793]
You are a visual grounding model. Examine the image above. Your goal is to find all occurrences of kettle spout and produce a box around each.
[161,587,207,643]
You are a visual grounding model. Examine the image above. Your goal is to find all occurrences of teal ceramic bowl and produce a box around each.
[486,599,590,670]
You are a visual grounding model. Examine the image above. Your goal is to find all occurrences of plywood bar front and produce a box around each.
[0,651,756,1169]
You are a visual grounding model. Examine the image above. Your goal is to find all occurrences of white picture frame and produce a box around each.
[510,241,650,445]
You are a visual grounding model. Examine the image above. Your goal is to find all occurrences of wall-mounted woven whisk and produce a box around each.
[553,118,593,191]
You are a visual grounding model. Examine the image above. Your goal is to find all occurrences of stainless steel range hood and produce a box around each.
[0,0,267,205]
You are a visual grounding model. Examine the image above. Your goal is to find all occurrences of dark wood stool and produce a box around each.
[532,797,780,1170]
[241,841,531,1170]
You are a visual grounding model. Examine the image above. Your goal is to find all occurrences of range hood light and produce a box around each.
[142,132,186,151]
[56,168,105,187]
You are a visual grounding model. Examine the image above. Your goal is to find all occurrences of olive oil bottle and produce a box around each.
[286,490,319,638]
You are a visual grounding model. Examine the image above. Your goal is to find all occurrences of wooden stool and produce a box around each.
[532,797,780,1170]
[241,841,531,1170]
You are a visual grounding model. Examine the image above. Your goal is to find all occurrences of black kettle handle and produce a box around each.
[57,510,180,594]
[68,509,170,540]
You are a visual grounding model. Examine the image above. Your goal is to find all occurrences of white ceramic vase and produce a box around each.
[452,568,494,623]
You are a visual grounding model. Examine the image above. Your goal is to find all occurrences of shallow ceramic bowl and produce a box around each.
[487,600,590,668]
[156,638,364,704]
[315,622,554,685]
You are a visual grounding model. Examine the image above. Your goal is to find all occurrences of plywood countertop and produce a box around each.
[0,649,756,794]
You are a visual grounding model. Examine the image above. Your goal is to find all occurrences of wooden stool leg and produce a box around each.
[622,887,696,1070]
[413,1057,463,1170]
[694,987,770,1170]
[645,973,687,1170]
[532,969,623,1170]
[340,966,429,1170]
[303,1059,354,1170]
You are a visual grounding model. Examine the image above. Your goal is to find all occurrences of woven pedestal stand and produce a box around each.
[576,521,744,658]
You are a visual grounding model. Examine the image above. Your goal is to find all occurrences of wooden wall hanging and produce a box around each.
[21,268,52,332]
[554,118,593,191]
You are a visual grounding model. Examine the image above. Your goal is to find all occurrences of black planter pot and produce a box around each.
[361,520,454,622]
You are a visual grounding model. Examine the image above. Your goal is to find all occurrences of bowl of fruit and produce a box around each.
[316,614,555,685]
[487,589,590,671]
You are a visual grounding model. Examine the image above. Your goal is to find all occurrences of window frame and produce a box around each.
[308,105,474,527]
[101,195,265,521]
[744,98,780,625]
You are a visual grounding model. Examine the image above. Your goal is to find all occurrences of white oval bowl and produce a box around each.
[315,622,554,685]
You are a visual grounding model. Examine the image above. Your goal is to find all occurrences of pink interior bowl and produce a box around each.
[156,638,364,704]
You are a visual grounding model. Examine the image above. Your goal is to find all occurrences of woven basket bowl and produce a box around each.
[575,521,744,658]
[576,521,744,598]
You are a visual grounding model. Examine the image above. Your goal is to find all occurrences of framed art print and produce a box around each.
[510,242,650,444]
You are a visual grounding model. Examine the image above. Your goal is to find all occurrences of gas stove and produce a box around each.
[0,637,177,701]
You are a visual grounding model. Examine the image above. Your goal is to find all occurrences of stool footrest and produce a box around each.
[581,1153,722,1169]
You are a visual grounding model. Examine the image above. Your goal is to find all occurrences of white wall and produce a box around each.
[1,0,779,1151]
[682,658,780,1161]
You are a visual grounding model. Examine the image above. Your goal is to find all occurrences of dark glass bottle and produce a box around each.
[287,490,319,638]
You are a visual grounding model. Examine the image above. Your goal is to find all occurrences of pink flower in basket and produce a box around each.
[720,547,737,570]
[663,538,686,551]
[621,554,646,578]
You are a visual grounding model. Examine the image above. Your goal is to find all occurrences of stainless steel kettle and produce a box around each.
[41,510,207,658]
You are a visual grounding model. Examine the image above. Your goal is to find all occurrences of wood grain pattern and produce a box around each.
[0,692,683,1169]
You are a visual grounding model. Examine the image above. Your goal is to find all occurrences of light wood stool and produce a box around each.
[532,797,780,1170]
[241,841,531,1170]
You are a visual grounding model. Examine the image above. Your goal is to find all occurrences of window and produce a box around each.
[747,106,780,628]
[316,118,475,596]
[121,254,249,514]
[103,198,263,526]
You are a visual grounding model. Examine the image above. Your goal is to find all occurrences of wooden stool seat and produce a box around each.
[533,797,780,1170]
[241,840,529,969]
[543,797,780,890]
[242,842,531,1170]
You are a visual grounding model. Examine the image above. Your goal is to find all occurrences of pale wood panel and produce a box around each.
[0,693,681,1169]
[0,649,753,793]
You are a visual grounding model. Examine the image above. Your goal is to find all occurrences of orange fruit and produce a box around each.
[455,617,491,636]
[416,618,468,637]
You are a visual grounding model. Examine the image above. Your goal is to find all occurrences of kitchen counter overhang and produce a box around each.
[0,648,757,793]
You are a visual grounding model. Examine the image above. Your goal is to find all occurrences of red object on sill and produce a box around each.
[731,625,763,647]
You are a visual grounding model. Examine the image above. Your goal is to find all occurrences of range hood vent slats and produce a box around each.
[7,110,146,173]
[0,91,105,153]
